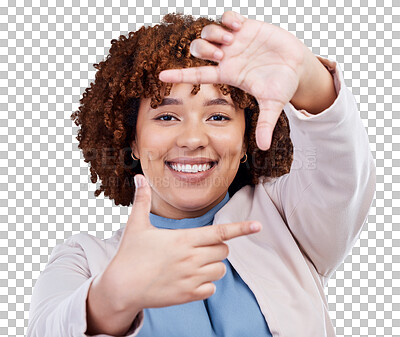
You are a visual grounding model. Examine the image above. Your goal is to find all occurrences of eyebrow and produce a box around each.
[156,97,236,108]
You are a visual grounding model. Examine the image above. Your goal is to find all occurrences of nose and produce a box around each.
[175,120,209,150]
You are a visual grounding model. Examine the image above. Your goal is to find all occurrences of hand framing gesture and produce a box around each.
[98,175,262,314]
[159,11,312,151]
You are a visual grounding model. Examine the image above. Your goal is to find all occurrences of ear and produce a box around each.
[241,138,248,158]
[130,139,140,159]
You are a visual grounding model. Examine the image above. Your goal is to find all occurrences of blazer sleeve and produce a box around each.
[262,56,376,283]
[26,237,145,337]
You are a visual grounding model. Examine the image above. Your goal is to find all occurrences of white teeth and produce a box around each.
[169,162,213,173]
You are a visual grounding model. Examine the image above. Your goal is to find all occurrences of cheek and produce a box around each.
[212,129,244,159]
[137,126,173,161]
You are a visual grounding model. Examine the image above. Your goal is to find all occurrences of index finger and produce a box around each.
[188,221,262,247]
[159,65,221,84]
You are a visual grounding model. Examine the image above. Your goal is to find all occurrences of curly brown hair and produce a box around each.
[70,12,293,207]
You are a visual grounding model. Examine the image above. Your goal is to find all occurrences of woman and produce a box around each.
[27,11,376,337]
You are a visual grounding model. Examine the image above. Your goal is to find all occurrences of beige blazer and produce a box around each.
[27,56,376,337]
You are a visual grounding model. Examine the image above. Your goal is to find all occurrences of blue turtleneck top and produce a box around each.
[137,192,272,337]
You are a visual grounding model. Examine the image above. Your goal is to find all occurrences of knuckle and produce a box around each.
[210,283,217,296]
[218,262,227,278]
[192,283,212,301]
[197,283,215,300]
[241,222,248,235]
[174,232,190,247]
[182,251,197,267]
[133,189,148,204]
[178,69,184,82]
[222,243,230,258]
[195,67,202,84]
[215,224,228,241]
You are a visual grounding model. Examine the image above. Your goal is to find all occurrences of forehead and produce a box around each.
[138,83,238,111]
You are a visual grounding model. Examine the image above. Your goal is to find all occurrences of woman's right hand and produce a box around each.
[102,174,262,313]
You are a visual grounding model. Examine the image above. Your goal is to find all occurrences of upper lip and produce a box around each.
[166,157,218,165]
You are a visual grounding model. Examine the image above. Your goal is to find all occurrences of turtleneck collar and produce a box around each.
[149,192,230,230]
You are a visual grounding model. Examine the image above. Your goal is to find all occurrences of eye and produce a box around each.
[209,113,231,121]
[154,113,231,122]
[155,113,177,121]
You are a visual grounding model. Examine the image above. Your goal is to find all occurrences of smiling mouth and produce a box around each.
[165,161,217,173]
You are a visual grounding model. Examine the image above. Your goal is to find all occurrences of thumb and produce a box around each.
[126,174,153,230]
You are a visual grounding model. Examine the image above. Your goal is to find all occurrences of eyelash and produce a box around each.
[155,113,231,122]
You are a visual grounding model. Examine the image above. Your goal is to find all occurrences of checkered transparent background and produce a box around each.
[0,0,398,336]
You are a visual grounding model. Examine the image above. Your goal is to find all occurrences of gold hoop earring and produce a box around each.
[131,152,139,161]
[240,153,247,164]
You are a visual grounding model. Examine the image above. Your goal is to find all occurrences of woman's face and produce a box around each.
[130,83,247,219]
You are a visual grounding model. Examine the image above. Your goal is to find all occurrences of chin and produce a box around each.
[167,190,214,209]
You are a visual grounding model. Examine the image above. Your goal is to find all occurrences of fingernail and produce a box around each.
[134,175,142,188]
[250,222,261,232]
[214,50,223,60]
[223,34,233,42]
[232,21,241,29]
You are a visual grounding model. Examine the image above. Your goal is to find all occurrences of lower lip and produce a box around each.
[165,162,217,183]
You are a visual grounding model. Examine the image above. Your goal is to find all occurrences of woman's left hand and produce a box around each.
[159,11,315,151]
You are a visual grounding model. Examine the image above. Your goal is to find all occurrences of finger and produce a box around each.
[159,65,221,84]
[190,38,225,61]
[200,24,235,45]
[256,100,285,151]
[126,174,152,230]
[192,243,230,267]
[193,282,216,300]
[196,262,227,284]
[190,221,262,247]
[221,10,247,31]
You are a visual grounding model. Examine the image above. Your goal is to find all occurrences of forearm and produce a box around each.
[280,57,376,280]
[85,272,141,336]
[290,48,337,115]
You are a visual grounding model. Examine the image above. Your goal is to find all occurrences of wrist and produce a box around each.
[290,49,337,115]
[100,262,143,313]
[86,272,141,336]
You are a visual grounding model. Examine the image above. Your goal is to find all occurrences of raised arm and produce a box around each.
[262,56,376,284]
[157,10,375,285]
